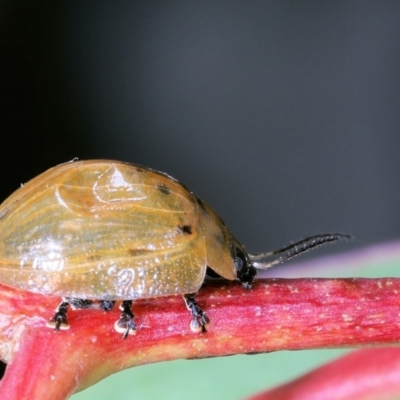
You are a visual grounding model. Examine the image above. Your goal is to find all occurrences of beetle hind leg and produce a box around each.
[47,300,70,331]
[183,294,210,333]
[114,300,136,339]
[47,298,116,333]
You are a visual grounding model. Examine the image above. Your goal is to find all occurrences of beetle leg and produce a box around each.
[47,301,70,331]
[182,294,210,333]
[99,300,115,311]
[65,297,94,310]
[114,300,136,339]
[66,298,116,311]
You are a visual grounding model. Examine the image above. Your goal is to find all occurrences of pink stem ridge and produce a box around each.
[0,275,399,398]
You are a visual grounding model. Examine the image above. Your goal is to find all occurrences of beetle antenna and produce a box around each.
[249,233,351,270]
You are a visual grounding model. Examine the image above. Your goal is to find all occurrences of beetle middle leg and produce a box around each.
[47,298,116,332]
[114,300,136,339]
[47,298,95,331]
[47,300,71,331]
[183,294,210,333]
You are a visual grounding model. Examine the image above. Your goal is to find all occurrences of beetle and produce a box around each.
[0,159,348,338]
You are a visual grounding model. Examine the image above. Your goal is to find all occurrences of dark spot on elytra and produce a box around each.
[157,184,170,195]
[178,224,192,235]
[213,231,226,247]
[128,248,153,256]
[86,254,102,262]
[196,197,208,214]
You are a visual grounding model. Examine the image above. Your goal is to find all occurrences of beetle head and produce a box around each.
[234,245,256,290]
[248,233,351,270]
[234,234,350,290]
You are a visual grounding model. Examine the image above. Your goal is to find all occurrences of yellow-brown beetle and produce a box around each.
[0,160,348,338]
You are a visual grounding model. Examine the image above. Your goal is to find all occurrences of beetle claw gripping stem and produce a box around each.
[47,301,70,331]
[115,300,136,339]
[183,294,210,333]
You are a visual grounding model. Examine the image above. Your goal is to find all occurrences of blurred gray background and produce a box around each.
[1,2,400,399]
[2,2,400,257]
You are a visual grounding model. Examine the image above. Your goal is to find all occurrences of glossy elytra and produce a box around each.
[0,160,349,338]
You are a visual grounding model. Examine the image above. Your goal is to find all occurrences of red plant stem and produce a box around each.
[247,348,400,400]
[0,277,400,399]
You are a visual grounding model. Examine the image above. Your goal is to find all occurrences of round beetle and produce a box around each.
[0,160,348,338]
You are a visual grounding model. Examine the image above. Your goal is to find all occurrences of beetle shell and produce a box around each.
[0,160,239,300]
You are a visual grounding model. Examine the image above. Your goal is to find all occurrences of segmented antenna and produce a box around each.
[249,233,351,270]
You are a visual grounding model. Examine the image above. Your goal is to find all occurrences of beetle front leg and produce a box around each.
[114,300,136,339]
[183,294,210,333]
[47,300,70,331]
